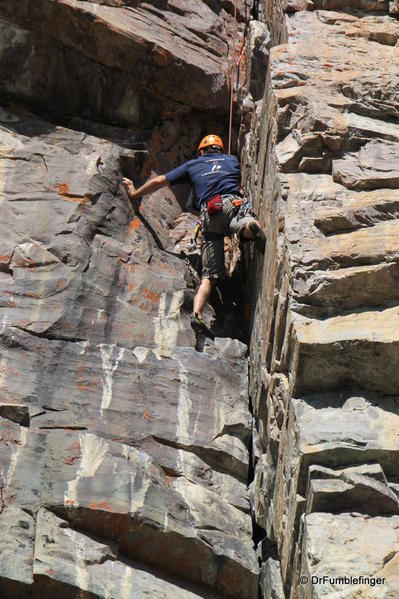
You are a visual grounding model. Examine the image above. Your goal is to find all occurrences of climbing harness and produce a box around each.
[232,198,243,208]
[233,197,257,220]
[188,195,257,251]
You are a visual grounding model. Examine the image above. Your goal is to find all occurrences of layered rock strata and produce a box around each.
[247,1,399,597]
[0,1,260,597]
[1,0,398,596]
[0,0,251,123]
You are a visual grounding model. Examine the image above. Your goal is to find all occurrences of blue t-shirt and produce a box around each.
[165,153,241,208]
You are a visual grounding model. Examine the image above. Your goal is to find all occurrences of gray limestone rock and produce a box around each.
[1,428,258,598]
[246,20,271,102]
[247,6,399,594]
[0,507,35,597]
[33,508,223,599]
[292,513,399,598]
[260,557,285,599]
[306,475,399,516]
[0,80,257,599]
[0,0,241,122]
[333,140,399,191]
[4,0,399,596]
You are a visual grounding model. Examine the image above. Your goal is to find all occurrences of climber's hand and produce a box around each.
[122,177,138,202]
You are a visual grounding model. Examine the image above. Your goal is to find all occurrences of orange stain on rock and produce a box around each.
[144,409,151,422]
[64,455,80,465]
[129,217,141,232]
[57,183,69,195]
[76,384,96,393]
[55,183,90,205]
[143,288,159,305]
[154,46,170,66]
[75,365,96,393]
[89,501,114,511]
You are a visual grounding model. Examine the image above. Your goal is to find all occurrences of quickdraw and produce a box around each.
[188,220,202,252]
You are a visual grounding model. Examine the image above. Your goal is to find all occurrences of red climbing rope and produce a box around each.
[227,1,246,155]
[227,0,237,155]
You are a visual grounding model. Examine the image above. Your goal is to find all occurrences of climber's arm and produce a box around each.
[122,175,169,202]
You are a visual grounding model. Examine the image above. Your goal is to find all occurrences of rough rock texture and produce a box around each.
[0,0,251,124]
[246,0,399,597]
[0,1,260,598]
[293,513,399,598]
[2,0,399,596]
[0,106,258,596]
[33,508,225,599]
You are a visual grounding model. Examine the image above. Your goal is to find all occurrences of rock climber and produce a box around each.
[122,134,266,338]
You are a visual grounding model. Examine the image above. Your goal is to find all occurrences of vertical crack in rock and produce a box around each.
[0,1,263,597]
[244,1,399,597]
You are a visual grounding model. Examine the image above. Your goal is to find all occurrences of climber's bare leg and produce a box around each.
[193,277,215,319]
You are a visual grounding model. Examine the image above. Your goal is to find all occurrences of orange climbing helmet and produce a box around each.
[198,134,224,153]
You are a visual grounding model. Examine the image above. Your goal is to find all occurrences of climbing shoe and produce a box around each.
[190,314,215,340]
[249,222,266,255]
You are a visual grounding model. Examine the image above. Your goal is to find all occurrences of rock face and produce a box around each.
[0,109,259,598]
[247,1,399,597]
[2,0,399,597]
[0,2,259,598]
[0,0,252,126]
